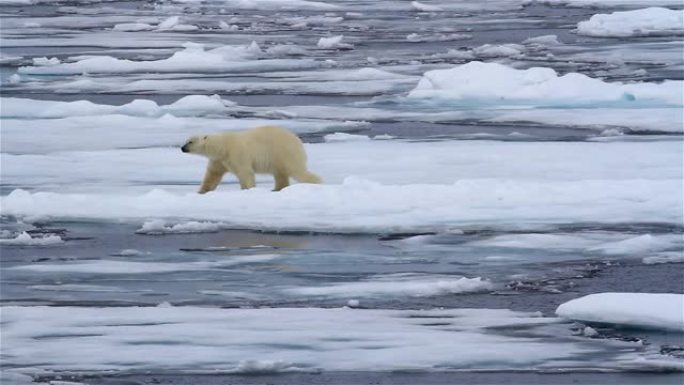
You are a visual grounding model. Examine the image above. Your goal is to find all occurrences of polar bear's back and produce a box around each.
[240,125,307,173]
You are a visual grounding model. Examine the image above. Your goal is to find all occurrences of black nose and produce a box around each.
[181,145,188,153]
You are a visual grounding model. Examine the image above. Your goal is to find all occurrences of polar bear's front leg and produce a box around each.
[198,160,226,194]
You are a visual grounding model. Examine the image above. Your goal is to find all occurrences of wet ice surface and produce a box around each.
[1,0,683,383]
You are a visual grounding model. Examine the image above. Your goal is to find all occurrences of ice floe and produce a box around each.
[17,42,320,75]
[286,274,493,298]
[557,293,684,332]
[537,0,684,7]
[2,177,680,233]
[577,7,684,37]
[0,231,63,246]
[406,33,471,42]
[411,1,443,12]
[171,0,340,10]
[323,132,371,143]
[587,234,679,256]
[10,254,280,274]
[407,62,683,106]
[2,139,681,231]
[1,95,234,119]
[2,305,679,373]
[317,35,351,49]
[642,252,684,265]
[465,232,683,258]
[136,219,225,234]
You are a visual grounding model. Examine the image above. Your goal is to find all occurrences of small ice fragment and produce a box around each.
[583,326,599,337]
[347,299,360,308]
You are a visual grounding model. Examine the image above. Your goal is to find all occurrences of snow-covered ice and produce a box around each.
[17,42,320,75]
[577,7,684,38]
[2,139,681,232]
[136,219,225,234]
[317,35,351,49]
[0,231,63,246]
[407,62,683,106]
[9,254,280,274]
[323,132,371,143]
[1,95,234,119]
[2,306,679,373]
[642,252,684,265]
[557,293,684,332]
[286,274,493,298]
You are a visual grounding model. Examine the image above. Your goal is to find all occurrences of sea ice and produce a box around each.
[1,95,234,119]
[557,293,684,332]
[577,7,684,37]
[323,132,371,142]
[2,140,681,232]
[642,252,684,265]
[536,0,683,7]
[17,42,320,75]
[0,231,63,246]
[170,0,339,10]
[286,274,493,297]
[113,22,155,32]
[2,305,677,373]
[136,219,225,234]
[10,255,280,274]
[317,35,351,49]
[407,61,683,106]
[411,1,443,12]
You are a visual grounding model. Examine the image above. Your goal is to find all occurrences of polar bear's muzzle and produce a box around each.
[181,144,189,153]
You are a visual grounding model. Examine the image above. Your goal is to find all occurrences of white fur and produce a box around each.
[182,125,321,192]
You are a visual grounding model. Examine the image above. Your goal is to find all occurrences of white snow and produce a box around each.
[136,219,225,234]
[2,140,681,232]
[317,35,351,49]
[406,33,471,42]
[29,284,140,293]
[642,252,684,265]
[10,255,280,274]
[537,0,683,7]
[347,299,360,307]
[112,23,154,32]
[32,57,60,66]
[323,132,371,143]
[472,44,524,58]
[0,231,63,246]
[2,305,677,373]
[171,0,340,10]
[113,249,147,256]
[557,293,684,332]
[286,274,493,297]
[523,34,562,46]
[486,108,683,133]
[587,234,677,255]
[1,95,234,119]
[2,178,679,233]
[17,42,320,75]
[465,232,682,259]
[407,62,683,106]
[411,1,442,12]
[577,7,684,37]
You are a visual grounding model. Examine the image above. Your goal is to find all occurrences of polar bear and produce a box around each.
[181,125,321,193]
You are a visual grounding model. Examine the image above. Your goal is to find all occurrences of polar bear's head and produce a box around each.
[181,135,209,155]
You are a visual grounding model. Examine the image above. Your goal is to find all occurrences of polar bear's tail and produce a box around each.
[293,170,322,184]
